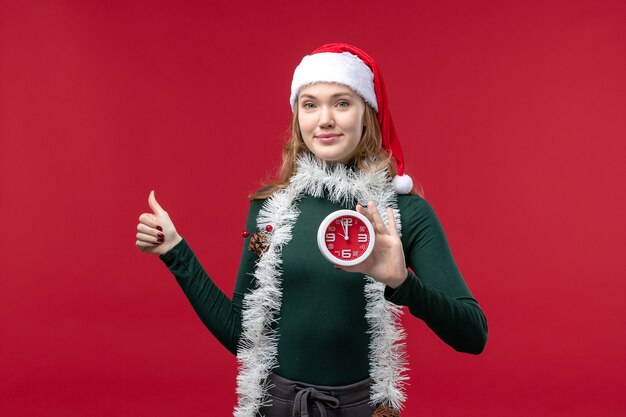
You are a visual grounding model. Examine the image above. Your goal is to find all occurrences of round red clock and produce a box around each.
[317,209,376,266]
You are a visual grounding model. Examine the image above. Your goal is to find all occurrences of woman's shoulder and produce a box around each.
[397,192,432,214]
[248,183,285,202]
[248,191,268,207]
[396,193,442,230]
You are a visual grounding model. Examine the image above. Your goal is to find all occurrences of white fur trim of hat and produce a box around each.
[290,52,378,112]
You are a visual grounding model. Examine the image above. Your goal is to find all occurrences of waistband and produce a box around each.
[267,373,371,416]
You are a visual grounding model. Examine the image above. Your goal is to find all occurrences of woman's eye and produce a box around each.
[303,102,316,109]
[336,101,349,107]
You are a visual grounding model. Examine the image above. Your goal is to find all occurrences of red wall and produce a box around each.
[2,0,625,416]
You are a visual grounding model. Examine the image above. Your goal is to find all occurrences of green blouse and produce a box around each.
[160,193,487,386]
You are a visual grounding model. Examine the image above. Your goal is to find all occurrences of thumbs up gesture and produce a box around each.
[136,190,183,255]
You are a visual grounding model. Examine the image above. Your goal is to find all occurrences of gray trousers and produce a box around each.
[258,373,375,417]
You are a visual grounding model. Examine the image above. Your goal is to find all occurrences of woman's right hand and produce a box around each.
[136,190,182,256]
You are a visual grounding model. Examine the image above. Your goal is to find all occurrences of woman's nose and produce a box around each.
[318,107,335,128]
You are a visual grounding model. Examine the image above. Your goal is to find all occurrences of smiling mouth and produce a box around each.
[315,134,342,143]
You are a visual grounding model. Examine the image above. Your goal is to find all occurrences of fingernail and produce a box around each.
[156,226,163,231]
[157,233,164,239]
[157,238,164,243]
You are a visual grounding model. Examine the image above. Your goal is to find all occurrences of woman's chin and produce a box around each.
[312,152,353,165]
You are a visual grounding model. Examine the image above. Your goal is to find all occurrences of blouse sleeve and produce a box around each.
[385,196,488,354]
[159,199,263,355]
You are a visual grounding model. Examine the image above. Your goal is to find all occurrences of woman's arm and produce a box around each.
[387,196,488,354]
[333,196,487,354]
[158,199,263,354]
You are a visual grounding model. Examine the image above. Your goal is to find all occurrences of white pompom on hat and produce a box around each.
[290,43,418,195]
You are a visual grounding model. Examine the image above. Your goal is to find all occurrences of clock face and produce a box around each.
[317,210,376,266]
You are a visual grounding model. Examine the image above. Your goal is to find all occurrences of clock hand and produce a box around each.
[341,220,349,240]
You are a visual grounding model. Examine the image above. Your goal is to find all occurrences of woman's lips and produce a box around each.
[315,134,342,143]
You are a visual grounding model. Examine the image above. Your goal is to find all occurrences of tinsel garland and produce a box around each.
[234,154,408,417]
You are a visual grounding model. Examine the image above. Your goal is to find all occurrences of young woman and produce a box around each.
[136,43,488,417]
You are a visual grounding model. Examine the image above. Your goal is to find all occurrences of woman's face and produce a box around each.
[297,83,366,164]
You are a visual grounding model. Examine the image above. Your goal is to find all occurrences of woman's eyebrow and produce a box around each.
[300,92,355,100]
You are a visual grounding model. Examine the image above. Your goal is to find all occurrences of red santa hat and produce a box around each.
[290,43,415,194]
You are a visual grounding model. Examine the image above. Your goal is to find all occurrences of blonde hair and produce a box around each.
[249,104,418,200]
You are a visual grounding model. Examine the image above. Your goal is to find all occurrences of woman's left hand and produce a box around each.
[336,201,408,289]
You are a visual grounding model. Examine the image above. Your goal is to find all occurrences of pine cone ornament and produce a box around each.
[248,231,270,255]
[372,405,400,417]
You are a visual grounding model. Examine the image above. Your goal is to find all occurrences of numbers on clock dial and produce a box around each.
[324,215,370,261]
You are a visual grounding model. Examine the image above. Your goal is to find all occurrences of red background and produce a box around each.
[2,0,625,416]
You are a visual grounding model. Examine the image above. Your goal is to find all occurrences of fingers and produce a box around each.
[137,223,163,238]
[355,204,371,222]
[136,191,169,253]
[356,202,398,237]
[148,190,165,215]
[367,201,389,235]
[387,208,399,237]
[136,215,164,251]
[135,225,165,252]
[355,203,377,225]
[136,240,159,252]
[136,230,163,244]
[138,212,158,227]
